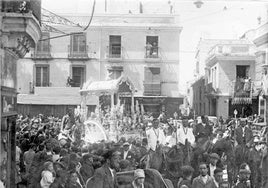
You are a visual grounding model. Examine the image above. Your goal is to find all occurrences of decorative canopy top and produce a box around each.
[80,75,135,96]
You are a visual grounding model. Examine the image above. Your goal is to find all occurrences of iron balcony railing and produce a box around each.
[68,45,89,59]
[107,45,122,59]
[230,78,253,104]
[145,46,159,58]
[31,45,52,59]
[1,0,41,24]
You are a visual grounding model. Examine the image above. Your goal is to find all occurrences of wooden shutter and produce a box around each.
[144,67,160,96]
[42,66,49,86]
[36,66,41,86]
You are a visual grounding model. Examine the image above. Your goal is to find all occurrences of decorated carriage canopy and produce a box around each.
[80,75,135,96]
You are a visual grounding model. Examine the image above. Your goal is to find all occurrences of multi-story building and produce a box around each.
[205,40,257,119]
[191,39,232,116]
[17,13,183,118]
[191,76,206,116]
[0,0,42,186]
[253,18,268,124]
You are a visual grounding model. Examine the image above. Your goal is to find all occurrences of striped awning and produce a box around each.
[231,97,252,105]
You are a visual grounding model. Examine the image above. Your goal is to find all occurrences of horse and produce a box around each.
[211,135,236,186]
[190,136,213,177]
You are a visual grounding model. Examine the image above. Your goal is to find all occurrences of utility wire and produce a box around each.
[40,0,96,41]
[84,0,96,31]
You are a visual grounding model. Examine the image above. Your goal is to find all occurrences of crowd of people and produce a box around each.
[0,110,267,188]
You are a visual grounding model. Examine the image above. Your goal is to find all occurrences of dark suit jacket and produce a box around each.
[234,181,249,188]
[235,127,253,145]
[87,164,117,188]
[207,161,224,177]
[194,123,213,140]
[192,175,217,188]
[120,150,135,162]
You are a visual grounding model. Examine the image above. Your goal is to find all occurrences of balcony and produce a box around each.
[31,46,52,59]
[1,0,42,58]
[206,44,255,65]
[231,78,253,104]
[144,46,161,63]
[205,82,218,96]
[253,22,268,47]
[106,46,123,62]
[1,0,41,23]
[68,45,89,60]
[143,82,161,96]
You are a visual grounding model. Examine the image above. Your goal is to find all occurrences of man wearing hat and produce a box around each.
[176,116,195,164]
[234,118,253,167]
[177,116,195,146]
[120,142,135,165]
[234,164,251,188]
[146,118,166,152]
[248,136,262,188]
[125,169,153,188]
[235,118,253,147]
[194,116,213,141]
[145,118,166,168]
[87,149,120,188]
[207,153,220,178]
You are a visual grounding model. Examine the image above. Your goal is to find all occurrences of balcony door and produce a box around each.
[109,35,121,58]
[72,66,85,87]
[146,36,159,58]
[236,65,250,79]
[35,65,49,87]
[71,34,86,53]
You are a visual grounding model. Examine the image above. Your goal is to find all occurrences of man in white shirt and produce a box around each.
[146,118,166,151]
[120,142,135,165]
[175,117,195,165]
[145,118,166,168]
[177,117,195,146]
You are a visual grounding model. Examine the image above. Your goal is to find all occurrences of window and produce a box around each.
[236,65,250,78]
[35,65,49,87]
[70,34,87,53]
[72,66,85,87]
[199,86,202,100]
[109,35,121,58]
[35,32,50,56]
[144,67,161,96]
[145,36,159,58]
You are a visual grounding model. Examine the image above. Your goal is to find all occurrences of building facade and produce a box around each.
[191,76,207,116]
[17,14,183,118]
[191,39,233,117]
[0,0,42,187]
[253,19,268,125]
[205,40,257,119]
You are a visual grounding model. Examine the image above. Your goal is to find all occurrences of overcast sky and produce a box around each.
[42,0,268,94]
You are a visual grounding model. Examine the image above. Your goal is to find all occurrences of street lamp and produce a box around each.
[194,0,204,8]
